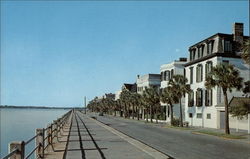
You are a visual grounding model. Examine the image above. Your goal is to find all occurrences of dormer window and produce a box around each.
[197,45,204,58]
[207,40,214,55]
[189,48,197,61]
[224,40,232,52]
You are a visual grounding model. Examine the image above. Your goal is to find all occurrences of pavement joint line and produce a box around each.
[87,116,170,159]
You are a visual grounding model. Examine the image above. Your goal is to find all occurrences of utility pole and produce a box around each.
[84,96,86,114]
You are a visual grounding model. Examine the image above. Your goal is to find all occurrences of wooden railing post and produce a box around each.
[47,124,52,145]
[36,128,43,158]
[9,141,25,159]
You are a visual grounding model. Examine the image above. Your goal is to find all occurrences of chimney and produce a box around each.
[233,23,244,44]
[179,57,187,62]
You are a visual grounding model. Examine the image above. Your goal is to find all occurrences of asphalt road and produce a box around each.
[93,114,250,159]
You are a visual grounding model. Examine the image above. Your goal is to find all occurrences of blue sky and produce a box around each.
[1,1,249,107]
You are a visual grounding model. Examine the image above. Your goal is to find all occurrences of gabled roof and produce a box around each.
[122,83,137,92]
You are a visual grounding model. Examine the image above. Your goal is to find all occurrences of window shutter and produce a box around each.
[201,65,203,81]
[210,89,213,106]
[201,89,203,106]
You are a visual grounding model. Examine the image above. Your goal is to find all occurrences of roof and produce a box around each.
[189,33,249,49]
[122,83,137,92]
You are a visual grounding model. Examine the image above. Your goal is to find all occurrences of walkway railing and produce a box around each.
[1,110,72,159]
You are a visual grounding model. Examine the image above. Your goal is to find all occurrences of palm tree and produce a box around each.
[120,88,131,118]
[142,86,160,123]
[134,93,143,120]
[160,86,179,126]
[116,99,123,117]
[241,39,250,65]
[169,75,191,127]
[141,94,149,122]
[205,63,243,134]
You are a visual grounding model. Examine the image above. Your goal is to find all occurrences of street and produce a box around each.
[94,114,250,159]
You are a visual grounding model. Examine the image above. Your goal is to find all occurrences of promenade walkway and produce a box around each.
[44,110,169,159]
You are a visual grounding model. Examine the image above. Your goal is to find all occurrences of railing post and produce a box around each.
[36,128,43,158]
[9,141,25,159]
[53,120,57,139]
[47,124,52,145]
[50,123,53,143]
[42,128,45,157]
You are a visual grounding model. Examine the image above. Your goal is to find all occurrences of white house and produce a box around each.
[136,74,161,94]
[136,74,161,119]
[184,23,250,131]
[160,58,187,123]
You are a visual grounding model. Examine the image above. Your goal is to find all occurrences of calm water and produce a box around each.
[0,108,69,158]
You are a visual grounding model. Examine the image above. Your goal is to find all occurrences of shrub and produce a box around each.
[172,118,180,126]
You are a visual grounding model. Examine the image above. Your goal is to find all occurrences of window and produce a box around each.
[207,43,210,55]
[190,49,196,61]
[196,64,203,82]
[189,113,193,118]
[205,61,213,78]
[207,114,211,119]
[161,72,164,81]
[207,41,214,54]
[190,67,193,84]
[197,113,202,119]
[198,45,204,58]
[224,41,232,52]
[184,69,186,79]
[188,91,194,107]
[193,49,196,60]
[166,71,170,81]
[170,69,174,79]
[205,89,213,106]
[196,88,203,107]
[164,71,167,81]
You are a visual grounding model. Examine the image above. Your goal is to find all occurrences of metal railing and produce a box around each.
[1,110,72,159]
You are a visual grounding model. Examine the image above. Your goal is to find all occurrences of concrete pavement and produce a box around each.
[44,110,170,159]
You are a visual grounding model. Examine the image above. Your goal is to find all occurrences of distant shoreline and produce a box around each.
[0,105,82,109]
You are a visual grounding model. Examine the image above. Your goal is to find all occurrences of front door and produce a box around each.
[220,111,225,129]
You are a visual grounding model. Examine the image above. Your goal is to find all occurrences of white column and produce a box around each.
[236,118,239,132]
[248,113,250,134]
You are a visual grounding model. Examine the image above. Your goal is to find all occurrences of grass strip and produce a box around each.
[193,130,246,139]
[165,125,195,130]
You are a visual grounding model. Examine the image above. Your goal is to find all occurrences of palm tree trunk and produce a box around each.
[156,106,158,124]
[124,104,127,118]
[150,105,153,123]
[137,107,140,120]
[179,98,183,127]
[132,105,135,119]
[146,109,149,122]
[170,104,174,126]
[223,89,230,134]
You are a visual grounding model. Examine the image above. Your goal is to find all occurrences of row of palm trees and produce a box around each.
[87,75,190,125]
[88,62,249,134]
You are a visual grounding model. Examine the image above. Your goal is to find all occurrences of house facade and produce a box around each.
[136,74,161,119]
[160,58,187,123]
[136,74,161,94]
[115,83,137,100]
[184,23,250,130]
